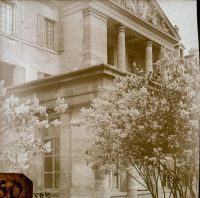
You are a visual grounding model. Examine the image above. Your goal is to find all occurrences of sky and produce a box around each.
[157,0,198,54]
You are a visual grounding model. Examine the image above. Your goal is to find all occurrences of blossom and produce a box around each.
[0,83,68,172]
[54,96,68,113]
[51,119,62,126]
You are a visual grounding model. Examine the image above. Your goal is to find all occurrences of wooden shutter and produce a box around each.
[54,20,64,52]
[16,3,24,38]
[37,15,44,46]
[14,66,25,85]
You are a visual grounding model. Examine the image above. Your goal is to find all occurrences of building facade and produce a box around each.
[0,0,184,197]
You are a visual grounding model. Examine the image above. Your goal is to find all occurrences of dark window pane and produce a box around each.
[44,173,53,188]
[54,138,60,155]
[55,156,60,171]
[44,156,52,172]
[55,173,60,189]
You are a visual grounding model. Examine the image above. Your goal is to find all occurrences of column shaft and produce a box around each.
[145,41,153,76]
[117,25,126,71]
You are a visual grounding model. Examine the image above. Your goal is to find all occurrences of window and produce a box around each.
[0,63,24,86]
[109,165,120,189]
[44,18,54,49]
[43,124,60,190]
[0,1,14,35]
[37,15,55,50]
[109,164,127,192]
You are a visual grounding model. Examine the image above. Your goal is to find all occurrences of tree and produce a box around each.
[0,80,68,173]
[78,49,200,198]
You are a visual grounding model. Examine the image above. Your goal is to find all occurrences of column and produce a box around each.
[127,167,138,198]
[145,40,153,76]
[117,25,126,71]
[94,168,110,198]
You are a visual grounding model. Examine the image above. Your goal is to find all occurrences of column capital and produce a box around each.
[146,40,153,45]
[117,25,126,32]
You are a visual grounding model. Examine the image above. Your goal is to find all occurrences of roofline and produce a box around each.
[153,0,182,41]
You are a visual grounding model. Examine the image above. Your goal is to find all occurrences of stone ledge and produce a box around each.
[7,64,126,94]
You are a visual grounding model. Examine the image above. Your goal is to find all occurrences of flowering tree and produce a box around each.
[0,81,68,173]
[79,49,199,198]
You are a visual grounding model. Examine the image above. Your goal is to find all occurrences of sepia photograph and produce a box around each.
[0,0,199,197]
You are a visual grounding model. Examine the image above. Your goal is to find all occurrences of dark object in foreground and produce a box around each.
[0,173,33,198]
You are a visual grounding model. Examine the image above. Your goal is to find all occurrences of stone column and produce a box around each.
[145,40,153,76]
[127,167,138,198]
[117,25,126,71]
[94,169,110,198]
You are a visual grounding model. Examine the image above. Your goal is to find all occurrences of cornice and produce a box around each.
[103,0,179,44]
[83,7,109,21]
[7,64,126,94]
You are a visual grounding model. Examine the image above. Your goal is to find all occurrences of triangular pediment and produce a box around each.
[111,0,181,40]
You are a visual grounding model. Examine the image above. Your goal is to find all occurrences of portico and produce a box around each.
[107,19,160,76]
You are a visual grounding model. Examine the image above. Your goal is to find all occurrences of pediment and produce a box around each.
[110,0,181,40]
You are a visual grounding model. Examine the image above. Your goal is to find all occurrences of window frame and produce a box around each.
[43,17,55,50]
[0,0,16,36]
[43,120,60,191]
[109,164,121,190]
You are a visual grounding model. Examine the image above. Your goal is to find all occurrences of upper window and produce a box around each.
[0,1,14,35]
[44,18,54,49]
[37,15,55,50]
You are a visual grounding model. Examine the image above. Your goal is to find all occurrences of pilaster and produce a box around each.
[59,111,72,198]
[83,8,108,66]
[94,169,110,198]
[127,167,138,198]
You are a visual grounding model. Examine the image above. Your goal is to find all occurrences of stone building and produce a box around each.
[0,0,184,197]
[185,48,199,61]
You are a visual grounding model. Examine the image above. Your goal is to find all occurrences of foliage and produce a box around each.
[80,48,200,198]
[0,82,68,173]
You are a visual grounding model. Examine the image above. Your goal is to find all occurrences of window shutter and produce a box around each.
[37,15,44,46]
[54,20,64,52]
[14,66,25,85]
[16,4,24,38]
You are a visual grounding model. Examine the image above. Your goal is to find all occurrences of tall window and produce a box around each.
[43,124,60,190]
[0,1,14,35]
[44,18,54,49]
[110,165,120,189]
[37,15,55,50]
